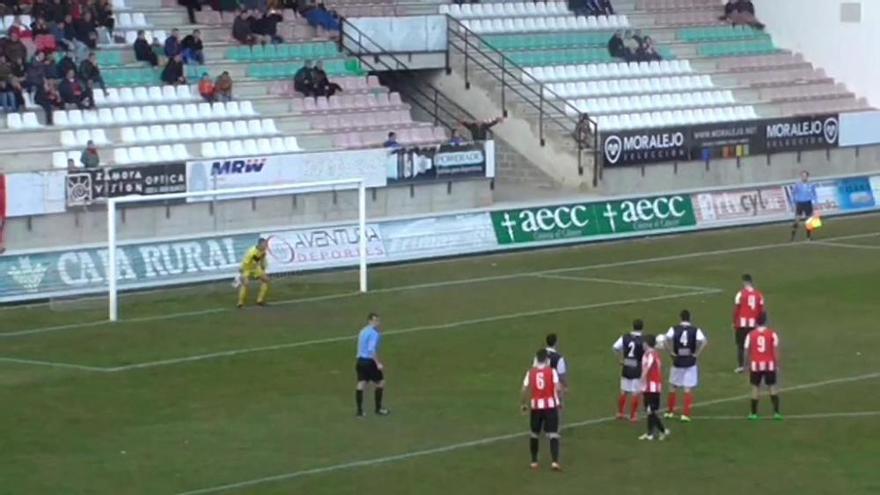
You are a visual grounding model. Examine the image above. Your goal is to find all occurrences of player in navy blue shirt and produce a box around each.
[355,313,390,417]
[791,170,818,241]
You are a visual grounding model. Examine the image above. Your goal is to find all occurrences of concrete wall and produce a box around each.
[5,180,493,250]
[600,144,880,195]
[754,0,879,107]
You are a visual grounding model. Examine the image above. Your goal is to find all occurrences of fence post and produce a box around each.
[500,56,507,117]
[539,91,545,146]
[464,27,470,89]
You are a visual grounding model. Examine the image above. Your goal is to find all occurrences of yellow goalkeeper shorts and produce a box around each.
[242,268,266,281]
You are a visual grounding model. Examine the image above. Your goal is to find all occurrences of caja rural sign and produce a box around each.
[491,194,696,245]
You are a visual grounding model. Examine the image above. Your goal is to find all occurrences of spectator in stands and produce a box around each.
[622,30,639,61]
[607,30,626,60]
[25,51,49,94]
[32,17,51,37]
[3,31,27,71]
[74,11,99,49]
[383,132,401,148]
[161,54,187,85]
[293,59,314,95]
[164,28,182,58]
[134,30,159,66]
[59,68,91,108]
[67,158,77,170]
[214,71,233,102]
[181,29,204,64]
[303,2,340,32]
[44,52,60,81]
[721,0,764,29]
[583,0,614,15]
[0,77,16,112]
[448,129,465,146]
[8,16,32,40]
[312,69,340,97]
[254,10,283,44]
[34,79,62,125]
[198,72,215,102]
[232,9,257,44]
[0,54,11,83]
[56,49,77,82]
[48,19,71,52]
[95,0,115,38]
[79,52,107,95]
[636,36,661,62]
[80,140,100,168]
[179,0,202,24]
[461,116,502,141]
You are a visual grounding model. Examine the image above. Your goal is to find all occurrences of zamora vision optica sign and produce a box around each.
[491,195,697,245]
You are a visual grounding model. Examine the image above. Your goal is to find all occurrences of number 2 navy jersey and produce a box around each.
[620,333,645,379]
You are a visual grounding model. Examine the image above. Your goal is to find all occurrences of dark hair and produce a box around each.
[644,334,656,348]
[367,312,379,321]
[742,274,753,283]
[545,333,557,347]
[757,312,768,326]
[257,237,267,245]
[535,348,548,363]
[387,131,396,138]
[680,309,691,322]
[633,319,644,331]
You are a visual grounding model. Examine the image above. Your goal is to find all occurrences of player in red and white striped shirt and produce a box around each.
[521,349,562,470]
[639,334,669,441]
[743,313,782,420]
[733,274,765,374]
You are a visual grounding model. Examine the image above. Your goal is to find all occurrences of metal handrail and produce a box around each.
[444,16,599,180]
[338,18,478,133]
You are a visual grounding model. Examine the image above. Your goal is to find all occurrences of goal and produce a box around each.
[106,178,369,322]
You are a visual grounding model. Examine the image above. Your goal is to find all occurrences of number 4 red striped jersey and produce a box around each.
[734,287,765,328]
[523,366,560,410]
[745,328,780,372]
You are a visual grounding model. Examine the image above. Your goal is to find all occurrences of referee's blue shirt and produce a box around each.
[792,182,817,203]
[357,325,380,359]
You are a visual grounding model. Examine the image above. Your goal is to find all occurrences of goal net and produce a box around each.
[106,179,368,322]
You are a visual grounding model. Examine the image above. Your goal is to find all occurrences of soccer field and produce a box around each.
[3,214,880,495]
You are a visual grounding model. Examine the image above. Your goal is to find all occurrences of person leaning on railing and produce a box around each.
[460,116,503,141]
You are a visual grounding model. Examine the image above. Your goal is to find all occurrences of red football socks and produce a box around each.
[629,395,640,419]
[667,392,678,413]
[617,394,627,415]
[684,392,694,416]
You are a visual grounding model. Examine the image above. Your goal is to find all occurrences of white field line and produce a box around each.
[534,273,720,292]
[174,371,880,495]
[696,411,880,421]
[4,230,879,339]
[0,357,108,372]
[814,241,880,250]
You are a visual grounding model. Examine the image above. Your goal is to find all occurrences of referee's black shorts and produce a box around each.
[530,408,560,435]
[355,358,383,383]
[795,201,814,218]
[750,370,777,386]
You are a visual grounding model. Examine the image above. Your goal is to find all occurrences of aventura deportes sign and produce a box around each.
[491,195,696,245]
[601,113,840,167]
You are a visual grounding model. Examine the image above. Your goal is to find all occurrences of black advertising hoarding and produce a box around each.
[66,163,187,206]
[601,113,840,167]
[762,113,839,152]
[600,126,690,166]
[389,142,492,182]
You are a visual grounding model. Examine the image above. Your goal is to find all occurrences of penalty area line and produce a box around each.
[174,371,880,495]
[696,410,880,421]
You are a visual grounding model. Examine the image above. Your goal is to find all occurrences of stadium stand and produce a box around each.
[443,0,870,133]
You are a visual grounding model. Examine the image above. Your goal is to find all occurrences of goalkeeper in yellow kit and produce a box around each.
[237,237,270,308]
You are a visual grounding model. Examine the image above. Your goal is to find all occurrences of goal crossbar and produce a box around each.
[106,178,368,321]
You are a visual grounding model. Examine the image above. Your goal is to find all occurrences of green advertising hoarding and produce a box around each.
[491,194,697,245]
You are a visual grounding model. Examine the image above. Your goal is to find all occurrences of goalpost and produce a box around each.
[106,178,368,322]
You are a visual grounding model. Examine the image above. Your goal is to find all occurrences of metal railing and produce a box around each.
[338,18,479,134]
[444,16,599,182]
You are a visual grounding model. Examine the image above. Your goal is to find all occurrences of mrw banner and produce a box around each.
[491,194,696,245]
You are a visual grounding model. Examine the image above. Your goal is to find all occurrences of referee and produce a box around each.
[791,170,818,241]
[355,313,390,417]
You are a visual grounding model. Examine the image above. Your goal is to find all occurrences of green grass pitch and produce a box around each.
[2,214,880,494]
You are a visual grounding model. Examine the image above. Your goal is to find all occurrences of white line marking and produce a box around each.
[174,371,880,495]
[5,230,879,339]
[0,357,109,372]
[104,288,719,372]
[814,241,880,250]
[535,273,720,292]
[697,411,880,421]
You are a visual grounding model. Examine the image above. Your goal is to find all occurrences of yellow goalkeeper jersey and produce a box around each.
[241,246,267,272]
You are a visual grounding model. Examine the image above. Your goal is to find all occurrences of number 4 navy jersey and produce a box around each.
[669,324,700,368]
[619,332,645,379]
